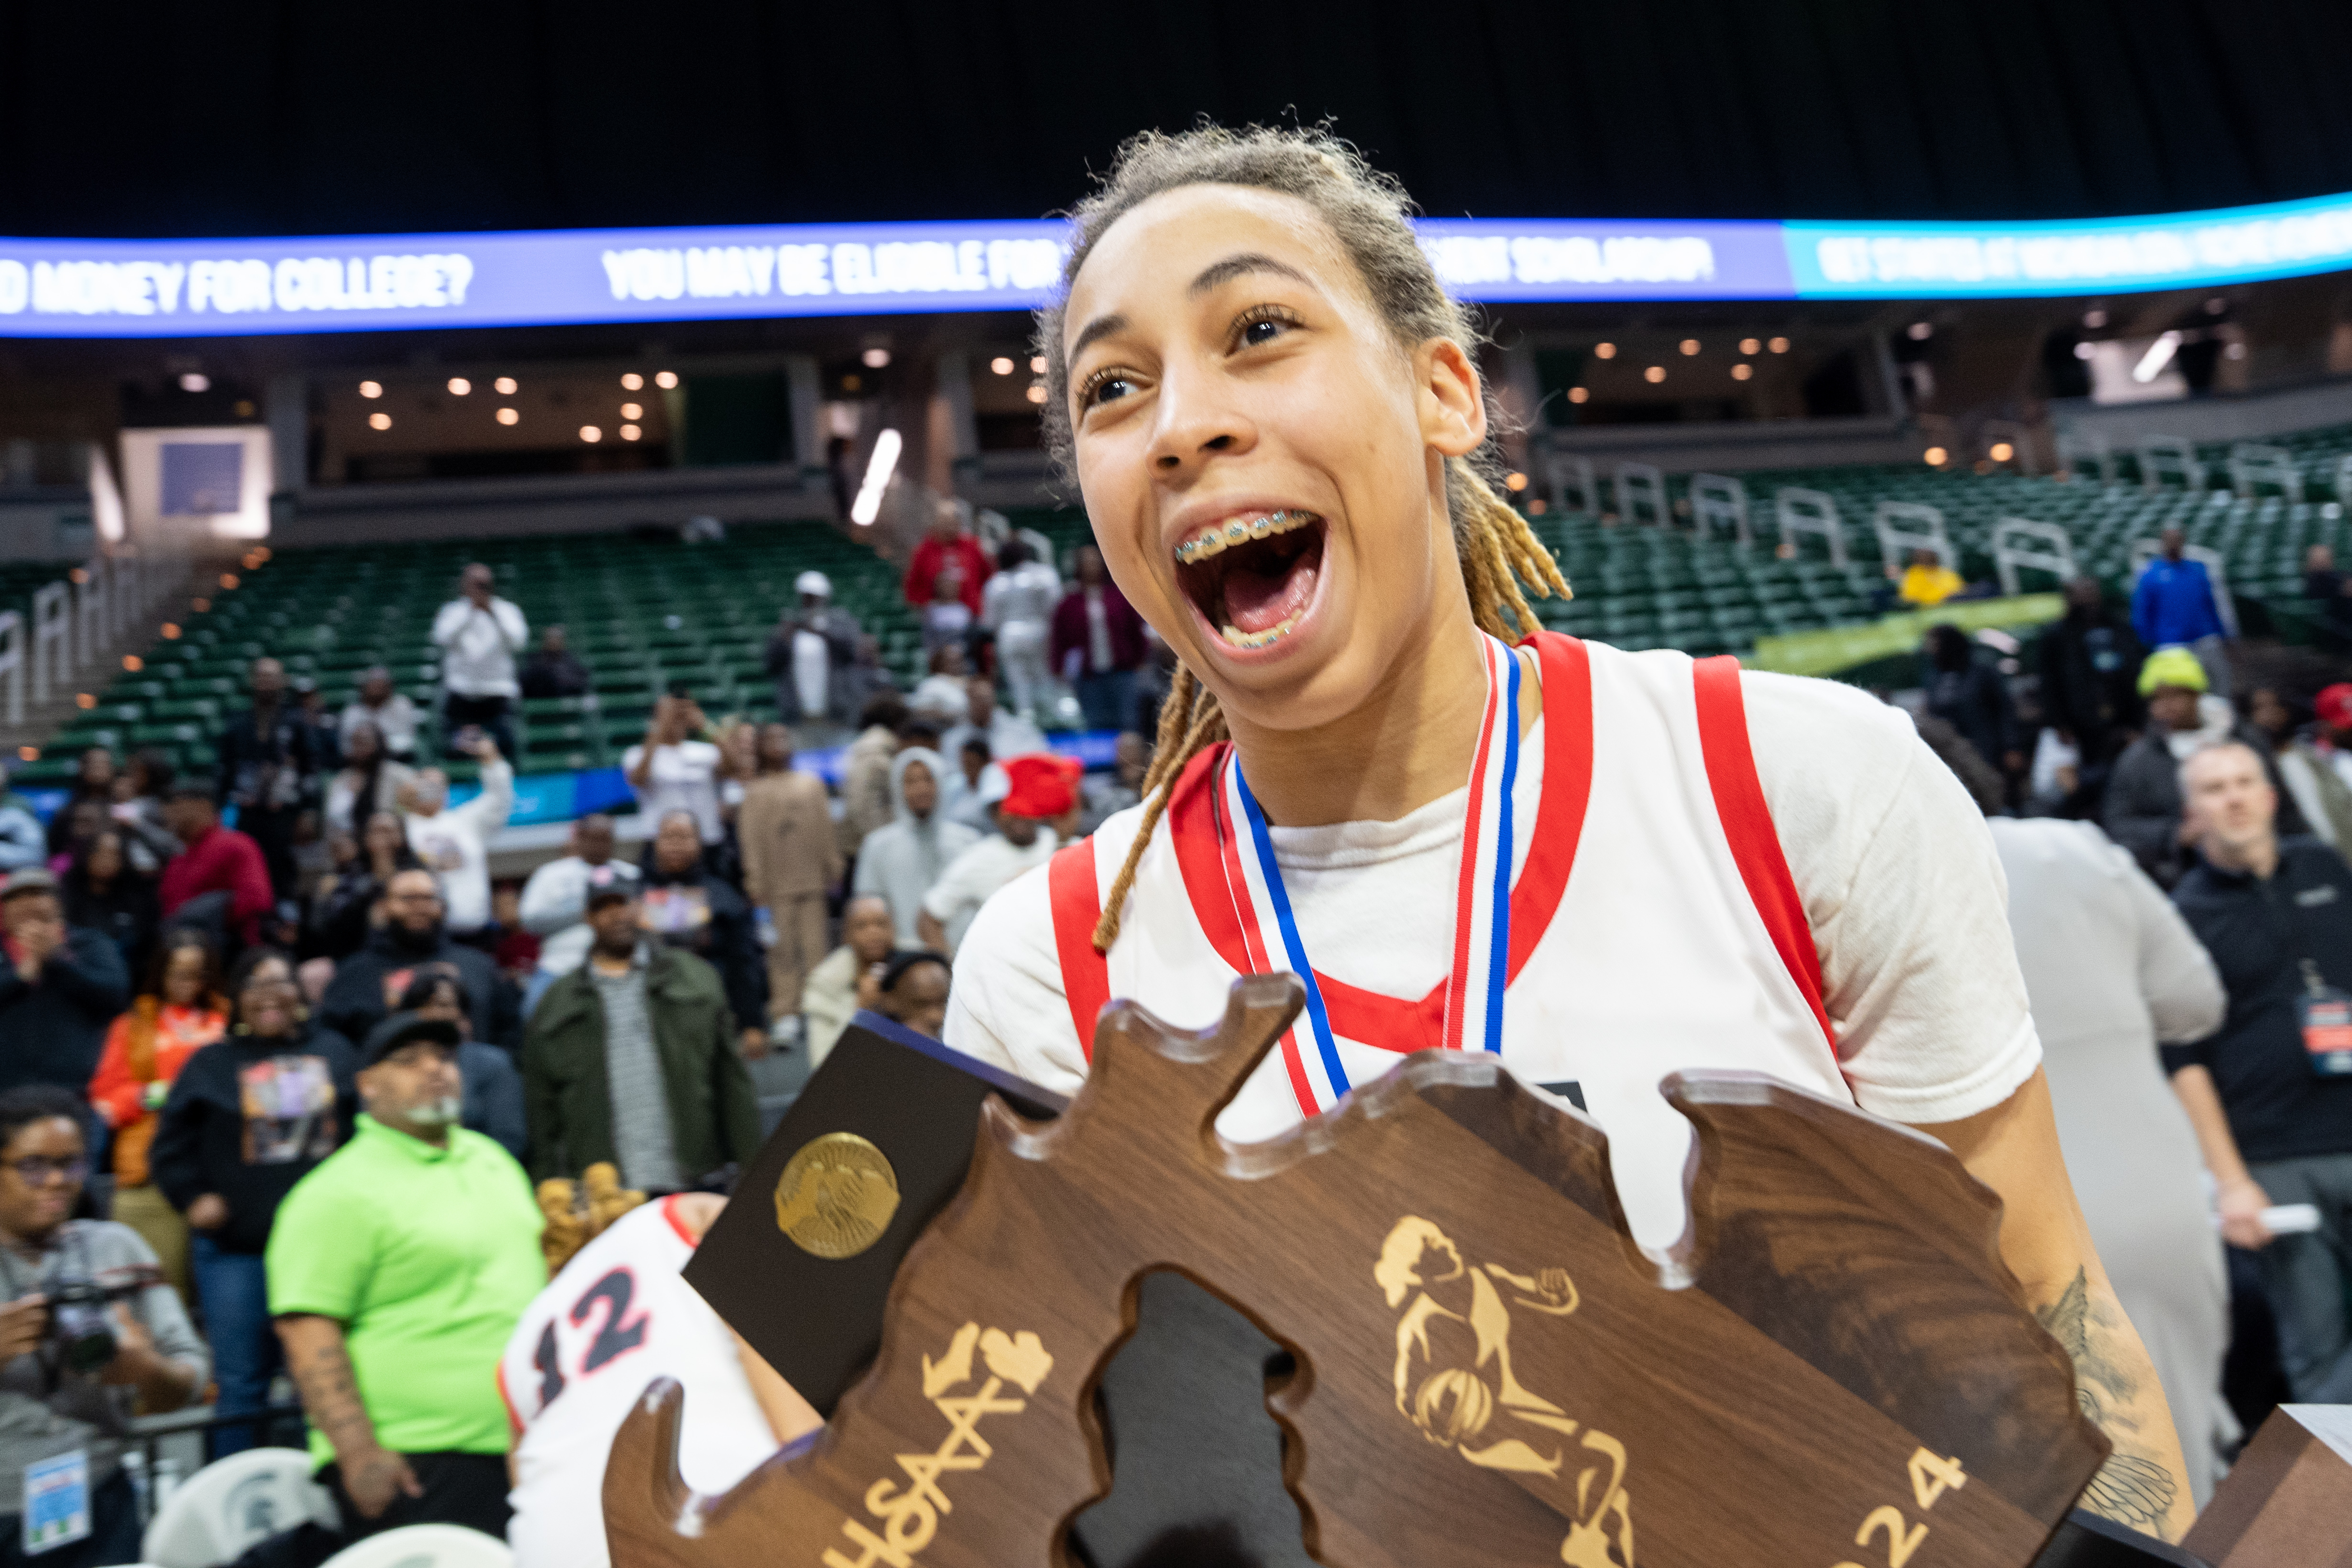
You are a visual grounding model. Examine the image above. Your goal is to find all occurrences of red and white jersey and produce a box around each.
[944,635,2041,1250]
[497,1198,777,1568]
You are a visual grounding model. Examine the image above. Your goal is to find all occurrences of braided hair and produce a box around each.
[1033,124,1572,953]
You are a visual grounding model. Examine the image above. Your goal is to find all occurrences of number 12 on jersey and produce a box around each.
[533,1266,651,1407]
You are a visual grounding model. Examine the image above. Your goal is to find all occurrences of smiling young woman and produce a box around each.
[940,125,2195,1539]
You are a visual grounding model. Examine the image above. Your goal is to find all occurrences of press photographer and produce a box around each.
[0,1085,207,1566]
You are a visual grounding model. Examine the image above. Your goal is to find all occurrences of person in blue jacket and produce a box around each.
[2132,527,2232,699]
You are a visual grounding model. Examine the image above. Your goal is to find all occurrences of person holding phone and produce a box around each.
[431,564,528,763]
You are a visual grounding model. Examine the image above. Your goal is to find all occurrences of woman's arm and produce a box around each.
[1919,1070,2194,1542]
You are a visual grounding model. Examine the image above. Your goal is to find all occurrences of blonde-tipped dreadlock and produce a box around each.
[1033,124,1573,954]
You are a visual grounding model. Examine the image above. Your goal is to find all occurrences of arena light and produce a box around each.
[178,371,209,392]
[368,411,391,430]
[1731,363,1753,381]
[1567,386,1589,403]
[447,376,471,395]
[1029,355,1046,374]
[1678,338,1700,355]
[359,380,382,397]
[620,424,642,441]
[1593,342,1617,359]
[862,347,890,368]
[990,356,1014,375]
[495,375,517,394]
[1739,337,1760,355]
[1025,384,1046,404]
[1643,366,1666,384]
[580,424,603,443]
[621,372,644,390]
[1768,337,1790,353]
[2134,330,2183,383]
[495,406,518,425]
[1990,441,2015,461]
[620,402,642,420]
[1923,447,1948,465]
[849,428,901,526]
[654,371,677,389]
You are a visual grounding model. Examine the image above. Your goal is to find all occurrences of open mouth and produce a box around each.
[1173,509,1327,651]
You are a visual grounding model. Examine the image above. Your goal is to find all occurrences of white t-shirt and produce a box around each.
[498,1199,777,1568]
[624,740,725,845]
[792,630,829,718]
[944,644,2040,1250]
[922,829,1059,953]
[405,760,513,934]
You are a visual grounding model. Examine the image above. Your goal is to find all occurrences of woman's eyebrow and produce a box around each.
[1190,252,1311,295]
[1067,311,1129,362]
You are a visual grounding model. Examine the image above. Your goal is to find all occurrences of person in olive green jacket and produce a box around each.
[520,886,761,1188]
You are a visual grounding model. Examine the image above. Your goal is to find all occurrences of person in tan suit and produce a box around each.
[737,724,843,1036]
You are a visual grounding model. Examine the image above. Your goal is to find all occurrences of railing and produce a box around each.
[1871,500,1956,570]
[121,1400,310,1527]
[4,535,193,725]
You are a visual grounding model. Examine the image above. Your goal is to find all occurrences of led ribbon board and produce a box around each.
[8,189,2352,336]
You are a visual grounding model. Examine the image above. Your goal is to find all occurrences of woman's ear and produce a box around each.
[1415,338,1488,460]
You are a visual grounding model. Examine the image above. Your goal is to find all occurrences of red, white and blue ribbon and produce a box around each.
[1218,633,1522,1115]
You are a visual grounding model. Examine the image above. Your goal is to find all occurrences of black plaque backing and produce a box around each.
[681,1010,1063,1416]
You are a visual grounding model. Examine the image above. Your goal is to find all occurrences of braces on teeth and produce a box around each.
[1218,614,1300,650]
[1175,509,1312,564]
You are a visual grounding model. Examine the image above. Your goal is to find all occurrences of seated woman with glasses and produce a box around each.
[0,1084,207,1568]
[149,947,360,1458]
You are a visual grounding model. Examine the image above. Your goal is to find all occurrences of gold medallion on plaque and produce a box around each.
[774,1132,901,1259]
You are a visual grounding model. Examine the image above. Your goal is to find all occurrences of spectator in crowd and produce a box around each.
[737,727,840,1043]
[918,755,1073,954]
[2304,543,2352,644]
[1895,546,1964,609]
[2167,740,2352,1404]
[218,656,322,899]
[766,571,868,730]
[268,1009,542,1542]
[491,883,538,983]
[326,720,415,836]
[0,869,130,1098]
[2108,649,2301,887]
[518,624,590,702]
[308,811,424,962]
[984,537,1062,722]
[801,895,897,1068]
[838,693,910,858]
[86,930,225,1299]
[152,946,359,1456]
[857,747,979,948]
[873,949,952,1040]
[903,498,992,658]
[0,770,40,874]
[43,800,107,880]
[396,973,526,1160]
[293,677,342,773]
[2247,686,2352,850]
[321,867,520,1050]
[159,783,274,948]
[340,667,421,762]
[108,749,182,875]
[1913,716,2236,1502]
[398,733,513,938]
[43,748,116,859]
[941,736,1003,833]
[1053,542,1148,733]
[522,885,761,1189]
[640,811,767,1053]
[2132,527,2233,699]
[0,1085,206,1568]
[2040,577,2146,802]
[909,643,974,727]
[1922,625,2022,784]
[431,562,528,762]
[518,813,638,1016]
[1081,732,1150,834]
[500,1188,814,1568]
[624,692,727,849]
[60,830,156,983]
[943,673,1046,768]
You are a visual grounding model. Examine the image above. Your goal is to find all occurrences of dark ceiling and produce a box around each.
[5,0,2352,238]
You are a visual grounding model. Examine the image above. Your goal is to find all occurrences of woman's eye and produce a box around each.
[1082,374,1135,409]
[1241,318,1285,349]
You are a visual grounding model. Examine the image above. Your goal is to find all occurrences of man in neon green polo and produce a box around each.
[268,1011,544,1543]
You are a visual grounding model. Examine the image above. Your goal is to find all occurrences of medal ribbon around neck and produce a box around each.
[1219,633,1522,1116]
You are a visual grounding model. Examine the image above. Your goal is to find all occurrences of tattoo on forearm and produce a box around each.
[2035,1269,2180,1536]
[287,1330,380,1458]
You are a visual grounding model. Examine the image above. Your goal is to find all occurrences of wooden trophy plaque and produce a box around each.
[608,975,2110,1568]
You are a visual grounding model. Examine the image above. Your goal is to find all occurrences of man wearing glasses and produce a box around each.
[320,869,520,1051]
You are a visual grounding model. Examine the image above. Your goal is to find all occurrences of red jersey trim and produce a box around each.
[1690,655,1836,1055]
[659,1193,697,1248]
[1167,632,1594,1055]
[1046,838,1110,1062]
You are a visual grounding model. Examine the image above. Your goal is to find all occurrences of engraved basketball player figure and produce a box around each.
[1374,1217,1635,1567]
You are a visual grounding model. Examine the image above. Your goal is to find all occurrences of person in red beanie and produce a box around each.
[917,754,1077,954]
